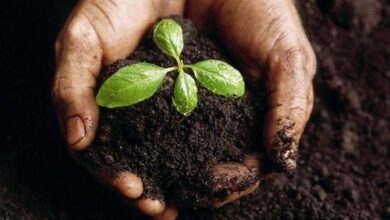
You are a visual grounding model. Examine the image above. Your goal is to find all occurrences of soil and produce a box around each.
[0,0,389,219]
[82,17,266,207]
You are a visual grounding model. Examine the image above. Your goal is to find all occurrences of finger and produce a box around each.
[96,171,143,199]
[102,172,166,216]
[70,153,145,199]
[136,198,166,216]
[70,152,154,215]
[211,155,261,207]
[154,205,178,220]
[69,154,168,218]
[52,15,102,151]
[264,46,316,175]
[110,172,144,199]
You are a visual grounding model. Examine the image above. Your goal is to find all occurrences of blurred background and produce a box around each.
[0,0,388,219]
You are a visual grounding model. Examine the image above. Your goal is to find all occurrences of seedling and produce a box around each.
[96,19,245,116]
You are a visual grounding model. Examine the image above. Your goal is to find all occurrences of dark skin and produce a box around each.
[52,0,316,219]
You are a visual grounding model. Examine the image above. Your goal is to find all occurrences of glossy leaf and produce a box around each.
[189,60,245,97]
[153,19,183,60]
[173,71,198,116]
[96,63,167,108]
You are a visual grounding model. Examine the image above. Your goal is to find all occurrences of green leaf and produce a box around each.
[153,19,183,61]
[96,63,167,108]
[173,71,198,116]
[188,60,245,97]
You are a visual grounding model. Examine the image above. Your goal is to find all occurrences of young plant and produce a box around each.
[96,19,245,116]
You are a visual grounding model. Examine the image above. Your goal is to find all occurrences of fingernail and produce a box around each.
[113,172,143,199]
[66,116,86,147]
[136,199,165,216]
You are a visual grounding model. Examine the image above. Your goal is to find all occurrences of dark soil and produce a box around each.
[82,18,265,207]
[0,0,388,219]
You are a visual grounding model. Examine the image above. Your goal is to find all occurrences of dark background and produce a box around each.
[0,0,389,219]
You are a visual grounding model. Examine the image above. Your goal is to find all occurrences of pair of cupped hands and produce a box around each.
[52,0,316,219]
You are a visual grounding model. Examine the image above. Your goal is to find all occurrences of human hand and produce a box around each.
[187,0,316,174]
[52,0,262,219]
[52,0,184,218]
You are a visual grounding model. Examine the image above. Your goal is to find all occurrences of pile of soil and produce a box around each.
[0,0,388,219]
[81,18,266,207]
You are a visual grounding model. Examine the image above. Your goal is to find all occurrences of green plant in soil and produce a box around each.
[96,19,245,116]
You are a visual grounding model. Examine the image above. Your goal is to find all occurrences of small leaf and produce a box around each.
[96,63,167,108]
[173,71,198,116]
[189,60,245,97]
[153,19,183,61]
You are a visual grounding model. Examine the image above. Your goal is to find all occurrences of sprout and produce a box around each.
[96,19,245,116]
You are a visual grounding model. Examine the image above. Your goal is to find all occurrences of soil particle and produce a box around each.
[345,188,359,203]
[341,125,359,153]
[313,185,327,201]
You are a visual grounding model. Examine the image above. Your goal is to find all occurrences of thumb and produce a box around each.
[52,17,102,151]
[264,46,316,175]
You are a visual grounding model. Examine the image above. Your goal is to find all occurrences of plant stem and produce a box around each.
[183,64,194,69]
[177,59,184,73]
[164,66,178,73]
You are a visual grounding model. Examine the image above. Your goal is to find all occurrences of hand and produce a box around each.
[52,0,261,219]
[187,0,316,174]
